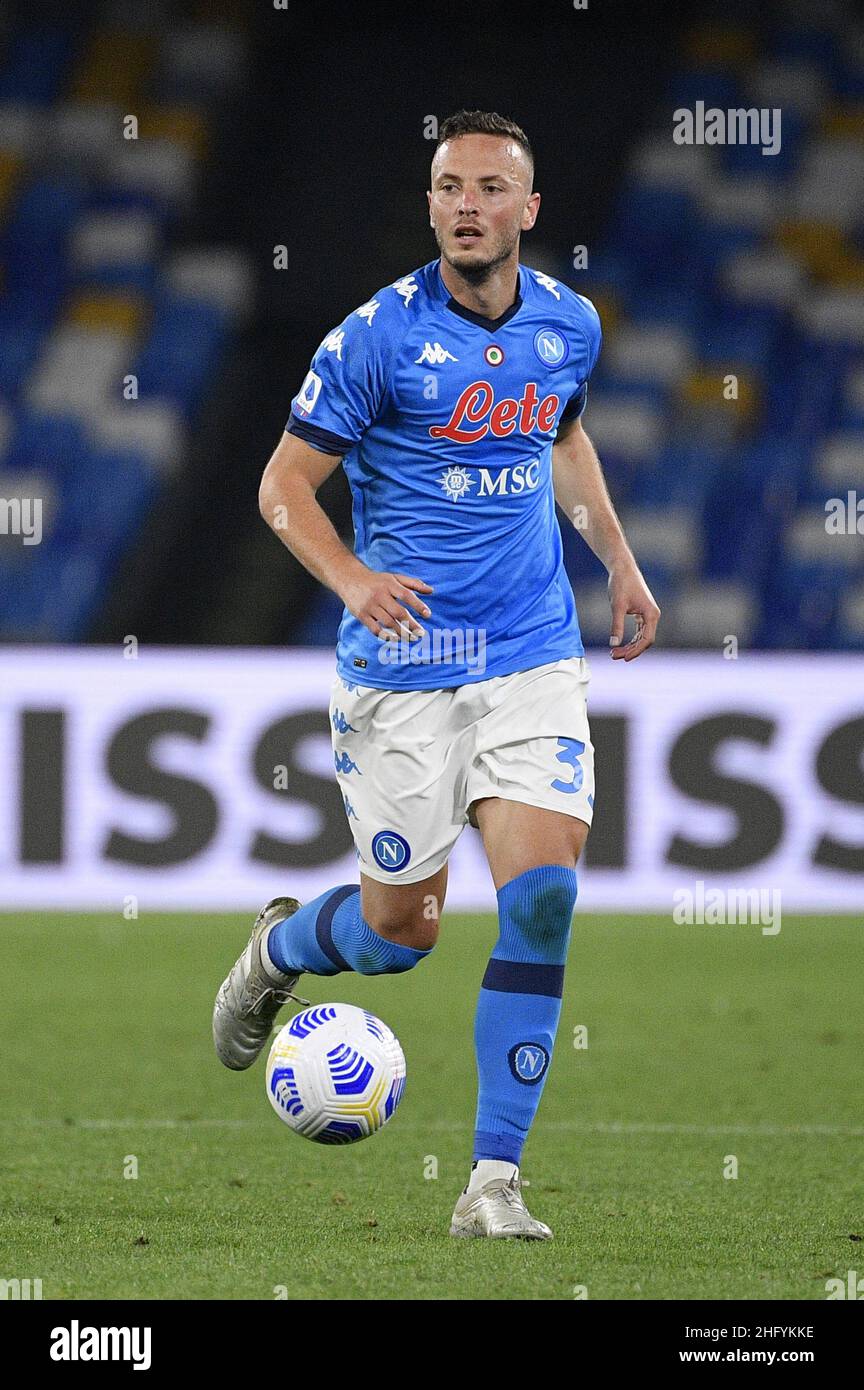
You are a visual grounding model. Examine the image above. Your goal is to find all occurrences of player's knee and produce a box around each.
[365,910,439,953]
[361,875,443,952]
[500,865,578,950]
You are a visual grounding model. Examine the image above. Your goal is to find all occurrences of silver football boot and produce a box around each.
[449,1172,553,1240]
[213,896,309,1071]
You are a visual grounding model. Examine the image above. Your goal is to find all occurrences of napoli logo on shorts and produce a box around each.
[533,328,568,367]
[371,830,411,872]
[508,1041,550,1085]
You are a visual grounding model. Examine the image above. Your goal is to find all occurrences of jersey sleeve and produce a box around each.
[561,295,602,422]
[286,304,393,455]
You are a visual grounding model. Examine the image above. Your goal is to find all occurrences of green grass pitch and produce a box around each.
[0,910,860,1300]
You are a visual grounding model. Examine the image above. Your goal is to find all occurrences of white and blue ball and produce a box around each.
[266,1003,406,1144]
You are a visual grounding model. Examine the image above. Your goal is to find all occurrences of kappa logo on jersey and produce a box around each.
[429,381,560,443]
[438,460,541,501]
[534,328,568,367]
[392,275,419,307]
[355,299,380,323]
[415,341,458,365]
[534,271,561,300]
[323,329,345,361]
[295,369,322,415]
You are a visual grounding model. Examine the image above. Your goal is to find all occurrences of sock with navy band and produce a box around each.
[264,884,432,978]
[472,864,578,1166]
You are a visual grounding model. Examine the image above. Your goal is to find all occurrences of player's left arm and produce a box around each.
[552,415,660,660]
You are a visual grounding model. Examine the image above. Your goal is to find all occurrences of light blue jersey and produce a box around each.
[287,259,601,690]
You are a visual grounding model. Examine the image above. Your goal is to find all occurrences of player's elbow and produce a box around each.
[258,467,281,531]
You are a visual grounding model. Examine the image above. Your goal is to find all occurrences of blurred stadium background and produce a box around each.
[1,0,863,649]
[1,0,862,916]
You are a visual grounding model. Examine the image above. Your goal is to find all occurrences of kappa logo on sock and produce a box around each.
[509,1042,550,1085]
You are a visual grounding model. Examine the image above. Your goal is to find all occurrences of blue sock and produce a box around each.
[473,865,578,1167]
[266,884,432,977]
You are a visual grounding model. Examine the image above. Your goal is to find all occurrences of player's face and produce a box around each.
[428,134,539,279]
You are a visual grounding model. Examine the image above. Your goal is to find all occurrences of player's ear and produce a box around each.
[522,190,540,231]
[427,189,434,225]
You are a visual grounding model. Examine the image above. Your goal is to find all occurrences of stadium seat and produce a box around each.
[604,323,695,388]
[836,579,864,647]
[663,580,759,648]
[25,325,137,416]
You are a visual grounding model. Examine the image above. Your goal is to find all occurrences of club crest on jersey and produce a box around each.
[295,369,322,415]
[415,341,458,365]
[484,344,504,366]
[429,380,560,443]
[533,328,568,367]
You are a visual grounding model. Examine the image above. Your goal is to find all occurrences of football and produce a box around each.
[266,1003,406,1144]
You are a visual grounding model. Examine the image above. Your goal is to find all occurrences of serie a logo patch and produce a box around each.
[508,1041,550,1085]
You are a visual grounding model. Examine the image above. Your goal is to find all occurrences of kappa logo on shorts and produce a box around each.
[371,830,411,872]
[331,708,358,734]
[550,736,585,794]
[509,1042,550,1085]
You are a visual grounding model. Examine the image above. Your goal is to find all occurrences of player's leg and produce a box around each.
[451,801,587,1239]
[213,866,446,1071]
[266,864,445,976]
[451,656,595,1238]
[214,671,462,1072]
[471,798,589,890]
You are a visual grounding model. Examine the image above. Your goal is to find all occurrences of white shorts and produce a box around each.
[329,656,595,884]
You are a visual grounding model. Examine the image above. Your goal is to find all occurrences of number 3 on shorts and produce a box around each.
[550,737,585,795]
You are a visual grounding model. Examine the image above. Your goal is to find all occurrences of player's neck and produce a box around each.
[439,254,520,321]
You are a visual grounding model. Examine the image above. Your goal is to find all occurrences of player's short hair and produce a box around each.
[435,110,534,182]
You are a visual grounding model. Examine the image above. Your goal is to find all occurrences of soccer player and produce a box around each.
[214,110,660,1239]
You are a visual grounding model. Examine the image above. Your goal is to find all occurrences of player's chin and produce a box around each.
[447,242,495,271]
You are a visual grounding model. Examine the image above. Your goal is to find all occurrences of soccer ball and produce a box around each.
[266,1003,406,1144]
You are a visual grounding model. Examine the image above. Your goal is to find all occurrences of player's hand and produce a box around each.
[341,570,434,642]
[608,563,660,661]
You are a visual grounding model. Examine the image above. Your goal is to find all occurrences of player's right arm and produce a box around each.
[258,431,433,640]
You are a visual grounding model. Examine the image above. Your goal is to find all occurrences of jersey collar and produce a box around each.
[435,260,525,334]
